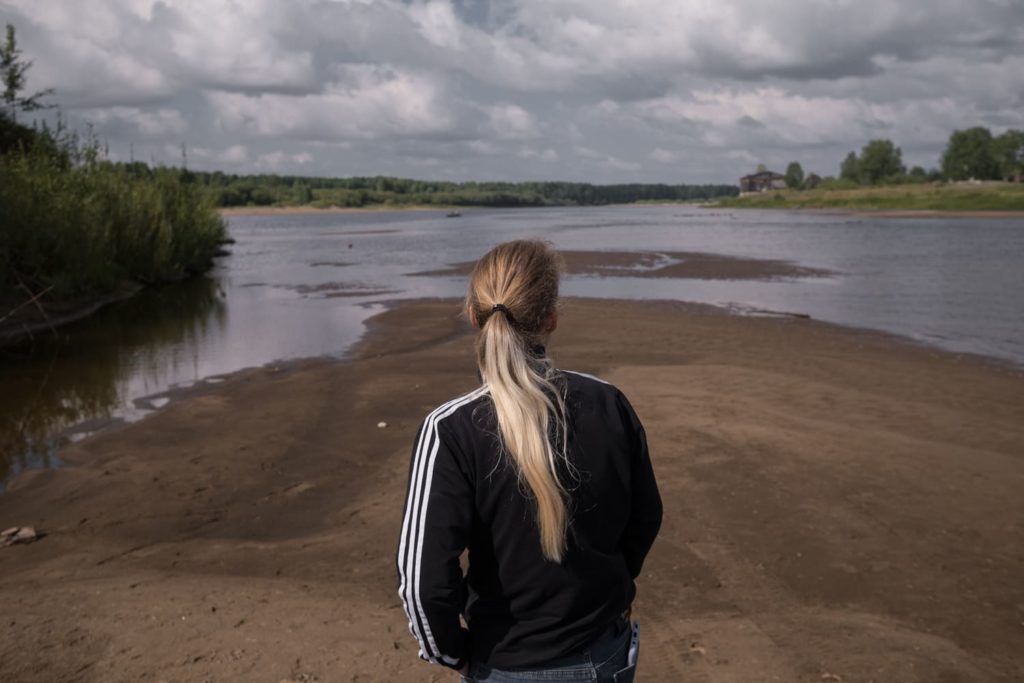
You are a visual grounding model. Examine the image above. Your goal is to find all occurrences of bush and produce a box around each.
[0,121,226,308]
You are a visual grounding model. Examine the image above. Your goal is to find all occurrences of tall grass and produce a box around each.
[713,182,1024,211]
[0,126,226,312]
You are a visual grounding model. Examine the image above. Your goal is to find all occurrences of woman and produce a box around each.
[396,240,662,682]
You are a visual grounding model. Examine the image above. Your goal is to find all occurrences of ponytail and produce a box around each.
[468,241,569,562]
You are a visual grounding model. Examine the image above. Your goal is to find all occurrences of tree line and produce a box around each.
[180,171,738,209]
[780,127,1024,190]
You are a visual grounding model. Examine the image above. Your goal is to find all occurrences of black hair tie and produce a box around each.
[491,303,515,323]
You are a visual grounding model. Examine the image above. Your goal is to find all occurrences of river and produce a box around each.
[2,205,1023,485]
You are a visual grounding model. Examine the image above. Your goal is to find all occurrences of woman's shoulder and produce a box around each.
[559,368,622,394]
[420,385,490,427]
[561,368,638,411]
[559,369,611,386]
[558,369,645,431]
[558,368,631,405]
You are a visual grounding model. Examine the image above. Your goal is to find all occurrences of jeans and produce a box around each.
[462,620,639,683]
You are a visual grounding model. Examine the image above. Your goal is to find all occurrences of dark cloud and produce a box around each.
[1,0,1021,183]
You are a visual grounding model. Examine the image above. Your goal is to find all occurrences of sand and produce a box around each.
[1,298,1023,682]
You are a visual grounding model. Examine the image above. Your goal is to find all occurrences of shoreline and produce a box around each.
[736,207,1024,219]
[219,203,1024,219]
[1,296,1022,681]
[5,291,1020,492]
[218,204,456,216]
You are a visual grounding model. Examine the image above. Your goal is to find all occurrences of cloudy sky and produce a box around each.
[2,0,1022,184]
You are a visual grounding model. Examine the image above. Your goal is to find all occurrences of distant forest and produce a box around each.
[157,168,739,208]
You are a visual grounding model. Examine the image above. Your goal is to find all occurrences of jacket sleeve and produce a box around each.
[617,391,663,579]
[396,416,472,670]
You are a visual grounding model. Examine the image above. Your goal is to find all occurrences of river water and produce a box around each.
[2,206,1023,484]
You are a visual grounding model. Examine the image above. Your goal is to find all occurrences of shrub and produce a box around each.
[0,122,226,309]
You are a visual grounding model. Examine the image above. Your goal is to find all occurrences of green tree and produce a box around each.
[858,139,904,184]
[941,127,999,181]
[993,129,1024,180]
[784,161,804,189]
[1,24,53,122]
[839,151,860,183]
[292,180,313,204]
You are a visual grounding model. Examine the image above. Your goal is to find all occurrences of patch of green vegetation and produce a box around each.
[713,183,1024,212]
[1,120,227,322]
[1,23,226,327]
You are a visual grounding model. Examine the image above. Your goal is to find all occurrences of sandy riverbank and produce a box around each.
[705,206,1024,219]
[824,209,1024,219]
[1,298,1023,682]
[411,250,833,280]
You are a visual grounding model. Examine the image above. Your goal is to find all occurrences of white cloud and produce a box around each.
[83,107,187,137]
[518,147,559,162]
[650,148,678,163]
[221,144,249,164]
[255,150,314,170]
[485,104,540,140]
[725,149,759,166]
[408,1,465,51]
[165,143,248,167]
[1,0,1021,182]
[208,67,461,142]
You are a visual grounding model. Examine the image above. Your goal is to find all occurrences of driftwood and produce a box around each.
[0,284,54,327]
[0,283,143,345]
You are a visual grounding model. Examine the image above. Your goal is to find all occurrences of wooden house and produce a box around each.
[740,170,786,193]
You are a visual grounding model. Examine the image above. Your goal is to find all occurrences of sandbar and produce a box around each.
[411,250,833,281]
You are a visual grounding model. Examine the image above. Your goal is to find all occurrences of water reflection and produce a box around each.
[0,276,227,485]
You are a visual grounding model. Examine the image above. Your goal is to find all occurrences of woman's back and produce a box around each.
[398,368,661,669]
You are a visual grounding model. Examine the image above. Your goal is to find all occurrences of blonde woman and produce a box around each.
[396,240,662,682]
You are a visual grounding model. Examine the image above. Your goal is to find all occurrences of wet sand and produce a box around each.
[1,299,1023,682]
[412,250,833,280]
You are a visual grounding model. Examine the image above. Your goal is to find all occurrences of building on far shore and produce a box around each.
[740,170,786,193]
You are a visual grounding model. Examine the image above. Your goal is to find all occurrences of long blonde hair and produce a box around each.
[467,240,570,562]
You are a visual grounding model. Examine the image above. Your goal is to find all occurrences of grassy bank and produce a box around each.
[0,124,227,333]
[713,182,1024,212]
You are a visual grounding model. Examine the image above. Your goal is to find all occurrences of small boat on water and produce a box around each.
[446,210,462,218]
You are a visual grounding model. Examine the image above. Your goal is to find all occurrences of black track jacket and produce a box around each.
[396,369,662,671]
